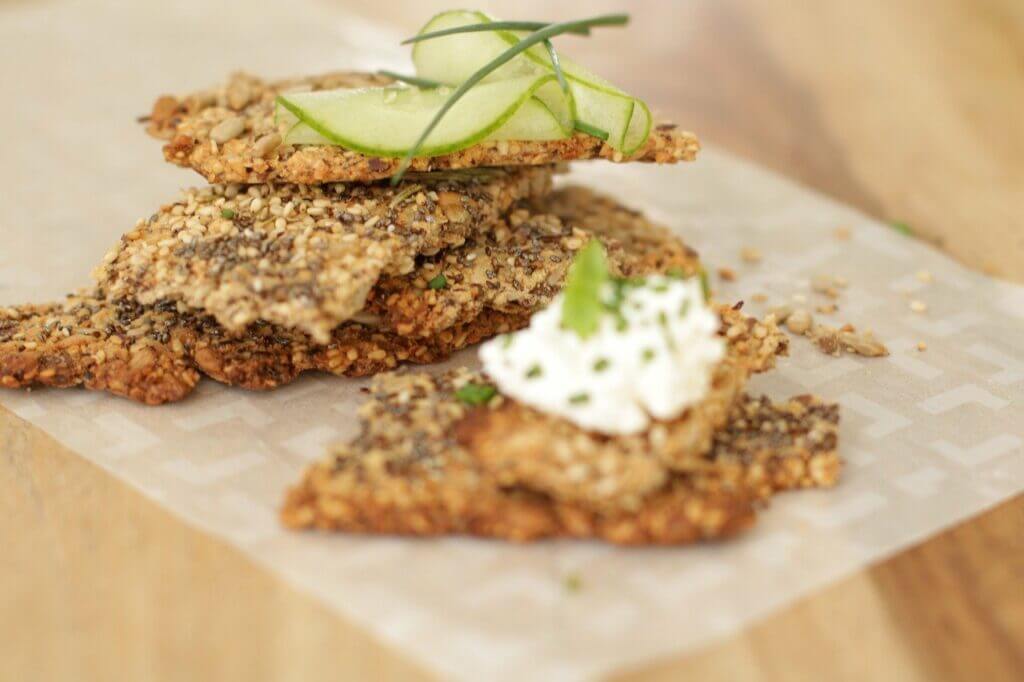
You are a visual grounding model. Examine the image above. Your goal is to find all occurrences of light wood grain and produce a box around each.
[3,1,1023,680]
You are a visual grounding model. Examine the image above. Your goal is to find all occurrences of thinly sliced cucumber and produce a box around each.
[276,74,571,158]
[412,10,651,153]
[279,90,569,147]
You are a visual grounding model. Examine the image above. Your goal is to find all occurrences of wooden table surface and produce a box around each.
[4,1,1023,680]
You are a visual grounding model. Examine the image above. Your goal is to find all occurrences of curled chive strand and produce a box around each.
[544,40,569,94]
[377,70,443,89]
[391,13,631,185]
[401,20,599,45]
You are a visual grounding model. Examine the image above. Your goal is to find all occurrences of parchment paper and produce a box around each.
[2,1,1023,680]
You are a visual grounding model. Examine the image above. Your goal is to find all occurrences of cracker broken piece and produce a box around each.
[93,166,552,343]
[0,293,527,405]
[366,186,703,337]
[455,306,788,510]
[147,71,700,184]
[281,370,839,545]
[2,188,704,405]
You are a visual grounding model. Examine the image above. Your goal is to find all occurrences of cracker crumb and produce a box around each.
[834,227,851,240]
[909,300,928,313]
[917,341,928,351]
[718,267,737,282]
[752,293,768,303]
[816,303,837,315]
[916,270,933,284]
[740,247,762,264]
[786,309,813,335]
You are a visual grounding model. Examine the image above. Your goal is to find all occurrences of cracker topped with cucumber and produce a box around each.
[145,11,699,185]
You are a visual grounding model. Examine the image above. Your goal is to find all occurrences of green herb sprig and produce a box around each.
[391,13,630,184]
[561,239,610,339]
[456,382,497,406]
[401,20,594,45]
[377,70,443,89]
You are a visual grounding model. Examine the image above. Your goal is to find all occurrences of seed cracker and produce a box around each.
[0,293,527,405]
[455,305,788,510]
[94,166,553,344]
[147,71,701,184]
[280,369,839,545]
[366,186,703,337]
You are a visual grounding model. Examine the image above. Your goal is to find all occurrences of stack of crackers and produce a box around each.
[1,71,699,404]
[0,70,842,545]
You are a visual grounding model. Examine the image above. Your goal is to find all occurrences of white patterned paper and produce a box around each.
[2,2,1023,680]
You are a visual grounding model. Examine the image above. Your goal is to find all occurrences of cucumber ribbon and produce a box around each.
[275,10,650,158]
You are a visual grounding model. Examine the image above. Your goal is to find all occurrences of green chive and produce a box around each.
[699,268,711,302]
[574,120,610,141]
[658,310,669,326]
[564,572,583,593]
[220,208,236,219]
[501,334,514,349]
[401,20,595,45]
[392,13,631,184]
[891,221,913,237]
[543,39,569,94]
[377,70,443,89]
[428,274,448,290]
[642,348,656,363]
[666,267,685,279]
[456,382,497,406]
[679,300,691,318]
[525,364,543,379]
[653,282,669,293]
[593,358,610,372]
[568,392,590,405]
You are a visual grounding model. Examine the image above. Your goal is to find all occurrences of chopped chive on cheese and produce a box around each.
[428,274,448,290]
[501,334,514,349]
[568,392,591,405]
[455,382,497,406]
[220,208,236,219]
[593,357,610,372]
[525,364,543,379]
[699,268,711,302]
[642,348,656,363]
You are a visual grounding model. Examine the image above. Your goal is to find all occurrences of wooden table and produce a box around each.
[4,1,1023,680]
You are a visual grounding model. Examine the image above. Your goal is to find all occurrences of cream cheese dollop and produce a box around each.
[480,275,724,435]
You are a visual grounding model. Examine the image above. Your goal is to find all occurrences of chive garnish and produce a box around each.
[642,348,656,363]
[679,299,691,318]
[220,208,236,219]
[525,364,543,379]
[456,382,497,405]
[543,40,569,94]
[698,268,711,302]
[568,392,590,405]
[593,358,610,372]
[401,20,594,45]
[377,70,443,89]
[573,120,610,141]
[666,267,685,279]
[501,334,514,349]
[891,221,913,237]
[564,572,583,593]
[391,13,630,184]
[428,274,448,290]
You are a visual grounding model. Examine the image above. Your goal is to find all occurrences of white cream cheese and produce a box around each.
[480,275,724,435]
